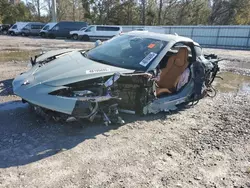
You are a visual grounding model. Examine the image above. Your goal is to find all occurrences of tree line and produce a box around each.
[1,0,250,25]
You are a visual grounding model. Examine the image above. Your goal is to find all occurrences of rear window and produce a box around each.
[97,26,120,31]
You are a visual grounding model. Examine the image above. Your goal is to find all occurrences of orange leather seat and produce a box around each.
[155,47,189,96]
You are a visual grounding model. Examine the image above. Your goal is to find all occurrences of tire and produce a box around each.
[82,35,90,41]
[10,31,15,36]
[3,30,7,35]
[72,34,78,40]
[21,32,25,36]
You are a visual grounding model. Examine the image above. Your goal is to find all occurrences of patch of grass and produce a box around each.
[0,50,40,62]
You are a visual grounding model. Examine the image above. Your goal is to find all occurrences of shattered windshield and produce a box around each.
[86,35,167,70]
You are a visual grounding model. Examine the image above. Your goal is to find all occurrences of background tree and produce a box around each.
[1,0,250,25]
[0,0,32,23]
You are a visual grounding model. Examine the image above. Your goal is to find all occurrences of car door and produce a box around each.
[83,26,96,39]
[104,27,120,39]
[51,25,60,37]
[31,25,37,35]
[95,26,106,40]
[105,27,115,38]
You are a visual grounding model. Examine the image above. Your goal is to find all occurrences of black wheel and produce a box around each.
[3,30,7,35]
[10,31,15,36]
[21,32,25,36]
[72,34,78,40]
[82,35,89,41]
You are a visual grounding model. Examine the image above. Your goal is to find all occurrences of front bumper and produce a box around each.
[12,73,77,115]
[8,31,20,35]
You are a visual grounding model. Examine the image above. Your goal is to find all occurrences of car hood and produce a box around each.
[27,49,135,87]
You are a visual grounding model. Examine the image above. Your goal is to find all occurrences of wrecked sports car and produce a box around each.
[12,31,220,125]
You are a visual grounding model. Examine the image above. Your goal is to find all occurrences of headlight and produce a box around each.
[21,75,34,86]
[22,80,30,86]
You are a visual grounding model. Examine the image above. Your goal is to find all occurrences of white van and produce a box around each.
[8,22,29,36]
[69,26,87,40]
[78,25,122,41]
[39,22,57,38]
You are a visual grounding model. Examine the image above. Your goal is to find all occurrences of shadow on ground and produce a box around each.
[0,79,14,96]
[0,101,122,168]
[0,98,189,169]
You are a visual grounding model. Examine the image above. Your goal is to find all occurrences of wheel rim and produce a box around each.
[73,35,78,40]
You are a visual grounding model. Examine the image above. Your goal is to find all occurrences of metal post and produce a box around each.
[191,27,194,39]
[246,28,250,49]
[215,27,221,47]
[52,0,57,22]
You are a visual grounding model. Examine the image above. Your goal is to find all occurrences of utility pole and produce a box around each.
[52,0,57,22]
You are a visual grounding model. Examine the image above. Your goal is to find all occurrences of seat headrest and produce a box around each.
[177,47,188,57]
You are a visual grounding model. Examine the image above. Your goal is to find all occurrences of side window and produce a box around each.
[110,27,119,31]
[23,25,30,30]
[52,26,59,31]
[42,25,49,30]
[12,25,17,29]
[96,26,104,31]
[35,25,43,29]
[102,27,119,31]
[31,25,39,29]
[85,26,95,32]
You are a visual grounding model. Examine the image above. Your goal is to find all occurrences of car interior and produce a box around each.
[155,43,194,97]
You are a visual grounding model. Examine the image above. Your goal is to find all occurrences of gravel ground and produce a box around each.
[0,35,249,188]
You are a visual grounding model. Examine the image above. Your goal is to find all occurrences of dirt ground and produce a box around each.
[0,35,249,188]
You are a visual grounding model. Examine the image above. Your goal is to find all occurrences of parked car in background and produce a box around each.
[39,22,57,38]
[78,25,122,41]
[47,21,88,39]
[8,22,29,36]
[0,24,12,35]
[20,22,45,36]
[69,26,87,40]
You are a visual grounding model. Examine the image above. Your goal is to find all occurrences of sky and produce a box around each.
[21,0,48,16]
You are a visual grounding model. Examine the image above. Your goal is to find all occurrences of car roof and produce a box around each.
[125,31,194,43]
[44,22,57,26]
[27,22,45,25]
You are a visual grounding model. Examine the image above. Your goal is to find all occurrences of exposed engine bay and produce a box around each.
[12,32,221,125]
